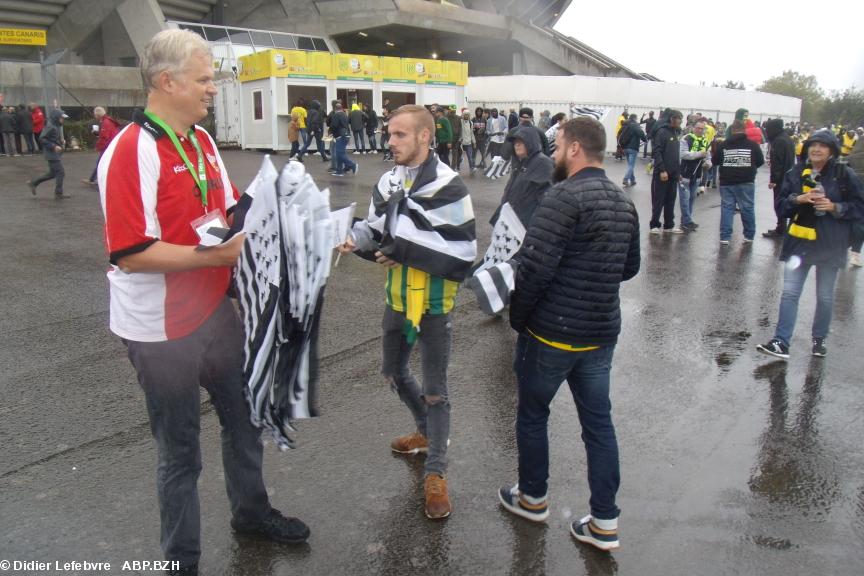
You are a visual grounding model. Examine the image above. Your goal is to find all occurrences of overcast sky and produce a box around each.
[555,0,863,93]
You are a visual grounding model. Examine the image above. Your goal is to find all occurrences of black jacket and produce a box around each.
[364,108,378,135]
[711,132,764,185]
[618,120,646,151]
[349,107,365,132]
[491,126,553,226]
[765,119,795,185]
[652,120,681,176]
[0,110,16,133]
[16,106,33,133]
[508,111,518,130]
[307,100,323,133]
[330,110,350,138]
[510,167,641,347]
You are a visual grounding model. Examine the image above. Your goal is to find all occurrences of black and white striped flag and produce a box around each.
[466,261,518,315]
[485,156,512,180]
[570,106,608,122]
[468,202,525,315]
[234,156,331,451]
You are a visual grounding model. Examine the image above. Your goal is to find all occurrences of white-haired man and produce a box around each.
[98,29,308,576]
[82,106,121,185]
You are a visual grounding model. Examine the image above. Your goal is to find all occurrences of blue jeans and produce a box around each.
[774,263,839,346]
[678,178,698,226]
[513,334,620,520]
[333,135,355,173]
[719,182,755,240]
[299,128,308,148]
[624,148,637,183]
[462,144,475,169]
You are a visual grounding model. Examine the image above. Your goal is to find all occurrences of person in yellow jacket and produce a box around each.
[841,129,858,158]
[290,97,308,148]
[795,129,810,157]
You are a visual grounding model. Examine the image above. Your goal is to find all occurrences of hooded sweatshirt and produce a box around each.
[349,104,365,132]
[307,100,324,132]
[491,125,554,226]
[39,109,66,160]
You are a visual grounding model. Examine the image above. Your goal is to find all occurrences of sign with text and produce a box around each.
[0,28,46,46]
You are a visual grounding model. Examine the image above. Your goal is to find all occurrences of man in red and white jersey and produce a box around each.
[98,29,309,576]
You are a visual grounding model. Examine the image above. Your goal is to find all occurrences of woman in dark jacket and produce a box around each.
[757,130,864,359]
[490,125,553,227]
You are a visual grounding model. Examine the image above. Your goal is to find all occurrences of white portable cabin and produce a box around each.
[237,50,468,151]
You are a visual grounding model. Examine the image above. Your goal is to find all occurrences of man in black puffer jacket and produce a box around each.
[497,117,639,553]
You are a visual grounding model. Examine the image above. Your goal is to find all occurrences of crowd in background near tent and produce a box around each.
[0,100,44,157]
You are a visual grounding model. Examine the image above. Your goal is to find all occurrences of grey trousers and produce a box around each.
[381,307,452,476]
[31,158,65,195]
[125,298,271,566]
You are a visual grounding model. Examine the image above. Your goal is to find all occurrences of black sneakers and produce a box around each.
[812,337,827,357]
[757,338,790,360]
[231,508,310,544]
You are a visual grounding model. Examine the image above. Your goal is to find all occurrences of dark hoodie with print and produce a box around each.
[711,131,764,185]
[491,125,554,226]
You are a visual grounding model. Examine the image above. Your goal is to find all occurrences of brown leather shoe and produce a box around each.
[424,474,451,519]
[391,431,428,454]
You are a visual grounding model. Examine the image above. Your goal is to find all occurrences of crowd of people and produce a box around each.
[4,28,863,576]
[0,101,44,157]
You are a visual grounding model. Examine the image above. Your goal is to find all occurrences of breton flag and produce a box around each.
[233,156,332,450]
[570,106,609,122]
[485,155,512,180]
[467,202,525,315]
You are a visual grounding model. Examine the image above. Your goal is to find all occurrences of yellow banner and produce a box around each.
[237,51,272,82]
[380,57,406,83]
[334,53,379,81]
[0,28,46,46]
[239,50,468,85]
[402,58,427,84]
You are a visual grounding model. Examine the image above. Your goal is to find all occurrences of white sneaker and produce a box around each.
[669,227,685,234]
[743,238,753,244]
[352,151,360,155]
[698,186,705,194]
[650,227,661,235]
[720,240,730,245]
[851,251,863,267]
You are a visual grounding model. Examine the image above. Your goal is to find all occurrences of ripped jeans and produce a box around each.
[381,307,452,476]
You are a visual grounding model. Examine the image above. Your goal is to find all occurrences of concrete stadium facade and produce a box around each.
[0,0,651,108]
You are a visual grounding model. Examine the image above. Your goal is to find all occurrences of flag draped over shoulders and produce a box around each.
[353,152,477,282]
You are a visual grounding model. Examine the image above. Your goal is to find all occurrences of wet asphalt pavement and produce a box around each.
[1,148,863,576]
